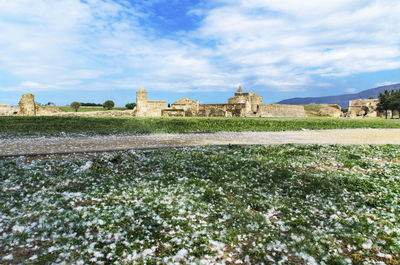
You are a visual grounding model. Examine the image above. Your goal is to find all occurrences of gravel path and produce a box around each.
[1,129,400,156]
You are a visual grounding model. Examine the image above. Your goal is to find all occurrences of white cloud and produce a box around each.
[376,81,400,87]
[192,0,400,90]
[0,0,399,95]
[345,88,357,93]
[0,0,228,93]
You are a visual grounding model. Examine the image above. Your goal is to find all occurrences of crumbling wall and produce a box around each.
[139,101,167,117]
[198,103,248,117]
[0,104,19,116]
[161,108,185,117]
[171,98,199,116]
[304,104,342,118]
[348,99,379,117]
[36,106,61,115]
[257,104,307,117]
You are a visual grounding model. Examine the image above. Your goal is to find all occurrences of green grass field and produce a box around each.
[1,116,400,136]
[58,106,127,112]
[1,145,399,264]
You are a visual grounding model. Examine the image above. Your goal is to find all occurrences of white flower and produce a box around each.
[2,254,13,260]
[362,239,373,249]
[80,161,93,171]
[12,225,25,233]
[173,248,188,261]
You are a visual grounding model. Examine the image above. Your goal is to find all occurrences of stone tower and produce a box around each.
[136,88,147,115]
[18,94,37,116]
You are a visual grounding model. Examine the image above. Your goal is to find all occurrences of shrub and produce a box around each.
[103,100,115,110]
[70,102,81,112]
[125,103,136,110]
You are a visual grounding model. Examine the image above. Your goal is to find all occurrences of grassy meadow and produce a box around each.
[1,145,399,264]
[1,116,400,136]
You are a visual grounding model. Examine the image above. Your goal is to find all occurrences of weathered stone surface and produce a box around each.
[18,94,38,116]
[257,104,307,117]
[161,108,185,117]
[348,99,379,118]
[136,88,167,117]
[0,104,19,116]
[171,98,199,116]
[304,104,342,118]
[228,88,262,113]
[36,106,61,115]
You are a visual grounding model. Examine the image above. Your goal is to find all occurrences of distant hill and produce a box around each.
[277,83,400,108]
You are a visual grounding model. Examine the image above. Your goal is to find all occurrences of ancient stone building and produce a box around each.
[135,88,167,117]
[348,99,380,117]
[228,86,262,113]
[170,98,199,116]
[135,86,307,118]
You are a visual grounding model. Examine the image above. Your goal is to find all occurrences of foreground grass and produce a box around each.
[1,116,400,136]
[1,145,399,264]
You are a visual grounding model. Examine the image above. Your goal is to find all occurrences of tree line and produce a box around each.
[70,101,136,112]
[377,90,400,119]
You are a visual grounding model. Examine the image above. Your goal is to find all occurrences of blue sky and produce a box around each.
[1,0,400,106]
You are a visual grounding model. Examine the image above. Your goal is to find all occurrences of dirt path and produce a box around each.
[1,129,400,156]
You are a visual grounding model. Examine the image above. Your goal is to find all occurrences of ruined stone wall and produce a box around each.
[161,109,185,117]
[304,104,342,118]
[249,96,262,113]
[36,106,61,115]
[257,104,307,117]
[138,100,167,117]
[0,105,19,116]
[198,103,249,117]
[172,100,199,116]
[348,99,379,117]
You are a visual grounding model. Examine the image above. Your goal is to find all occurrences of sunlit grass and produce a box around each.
[1,116,400,136]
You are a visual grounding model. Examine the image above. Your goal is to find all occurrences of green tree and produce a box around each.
[103,100,115,110]
[70,102,81,112]
[378,90,400,119]
[388,90,398,118]
[391,90,400,118]
[125,103,136,109]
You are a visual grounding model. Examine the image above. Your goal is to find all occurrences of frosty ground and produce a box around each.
[1,144,399,264]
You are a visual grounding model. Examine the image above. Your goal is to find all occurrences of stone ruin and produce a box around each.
[0,104,18,116]
[18,94,38,116]
[304,104,343,118]
[348,99,380,118]
[135,86,308,118]
[0,94,61,116]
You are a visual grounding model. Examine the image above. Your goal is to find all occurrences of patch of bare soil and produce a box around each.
[1,129,400,156]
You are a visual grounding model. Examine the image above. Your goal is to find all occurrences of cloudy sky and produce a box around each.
[1,0,400,106]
